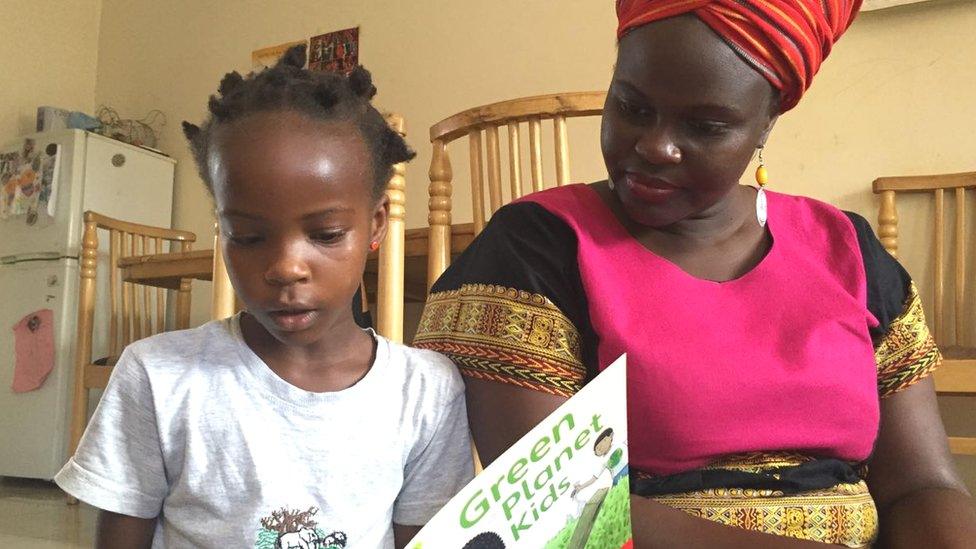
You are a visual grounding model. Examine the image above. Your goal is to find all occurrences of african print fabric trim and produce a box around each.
[875,282,942,398]
[640,453,878,547]
[415,284,585,397]
[697,451,817,472]
[653,482,877,547]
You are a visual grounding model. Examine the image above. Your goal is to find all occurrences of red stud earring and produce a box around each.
[369,241,380,252]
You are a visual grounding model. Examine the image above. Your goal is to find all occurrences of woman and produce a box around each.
[415,1,976,547]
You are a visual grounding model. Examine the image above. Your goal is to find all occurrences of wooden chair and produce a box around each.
[426,91,606,290]
[68,212,197,481]
[424,94,604,471]
[209,114,409,343]
[873,172,976,456]
[210,227,236,320]
[374,114,408,342]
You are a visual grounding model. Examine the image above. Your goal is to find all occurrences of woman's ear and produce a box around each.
[759,114,779,148]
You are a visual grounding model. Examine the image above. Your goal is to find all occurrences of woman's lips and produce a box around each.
[622,173,678,204]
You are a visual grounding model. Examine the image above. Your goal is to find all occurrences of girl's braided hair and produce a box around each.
[182,44,414,199]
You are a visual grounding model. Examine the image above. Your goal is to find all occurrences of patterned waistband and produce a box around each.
[634,453,877,547]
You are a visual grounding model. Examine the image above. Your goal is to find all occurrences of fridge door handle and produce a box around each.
[1,251,65,264]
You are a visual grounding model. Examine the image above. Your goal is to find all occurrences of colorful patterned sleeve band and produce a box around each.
[414,284,585,397]
[874,282,942,398]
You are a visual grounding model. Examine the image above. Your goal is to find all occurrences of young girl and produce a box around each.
[56,46,473,548]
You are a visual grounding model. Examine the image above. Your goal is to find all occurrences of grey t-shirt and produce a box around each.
[56,315,473,548]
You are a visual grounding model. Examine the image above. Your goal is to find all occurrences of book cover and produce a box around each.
[410,356,632,549]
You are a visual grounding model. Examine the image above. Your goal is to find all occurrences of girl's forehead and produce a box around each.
[210,113,373,208]
[213,113,367,169]
[217,111,362,147]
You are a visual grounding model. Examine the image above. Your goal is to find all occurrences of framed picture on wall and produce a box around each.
[252,39,307,70]
[308,27,359,76]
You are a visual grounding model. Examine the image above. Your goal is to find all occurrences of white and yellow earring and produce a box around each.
[755,147,769,227]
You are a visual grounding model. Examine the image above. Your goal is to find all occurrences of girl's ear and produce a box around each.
[370,194,390,250]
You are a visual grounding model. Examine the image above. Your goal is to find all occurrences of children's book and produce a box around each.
[409,355,632,549]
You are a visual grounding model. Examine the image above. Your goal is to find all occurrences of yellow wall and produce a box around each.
[0,0,102,142]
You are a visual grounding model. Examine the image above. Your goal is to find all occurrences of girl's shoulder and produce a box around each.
[127,316,233,352]
[380,335,464,396]
[121,317,238,373]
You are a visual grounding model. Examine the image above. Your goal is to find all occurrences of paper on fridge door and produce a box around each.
[408,355,632,549]
[0,140,61,220]
[11,309,55,393]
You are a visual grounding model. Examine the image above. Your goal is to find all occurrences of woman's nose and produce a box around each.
[634,124,682,165]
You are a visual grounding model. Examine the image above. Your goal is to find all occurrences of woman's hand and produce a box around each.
[95,510,155,549]
[393,524,421,549]
[866,376,976,548]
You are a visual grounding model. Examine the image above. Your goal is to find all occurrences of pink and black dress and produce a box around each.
[415,184,940,547]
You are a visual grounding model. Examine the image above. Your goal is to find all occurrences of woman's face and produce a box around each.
[601,14,779,228]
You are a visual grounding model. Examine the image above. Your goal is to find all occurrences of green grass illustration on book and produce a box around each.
[545,477,631,549]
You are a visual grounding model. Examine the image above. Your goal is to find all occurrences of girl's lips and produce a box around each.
[266,309,318,331]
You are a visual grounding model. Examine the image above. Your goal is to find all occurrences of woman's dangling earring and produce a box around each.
[755,146,768,227]
[608,178,615,191]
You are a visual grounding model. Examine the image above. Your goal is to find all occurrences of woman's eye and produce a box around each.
[688,119,730,136]
[227,234,261,246]
[617,98,651,117]
[311,231,345,244]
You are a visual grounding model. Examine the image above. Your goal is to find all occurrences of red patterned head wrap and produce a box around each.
[616,0,862,112]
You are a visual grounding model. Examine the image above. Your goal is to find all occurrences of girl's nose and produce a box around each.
[264,243,311,286]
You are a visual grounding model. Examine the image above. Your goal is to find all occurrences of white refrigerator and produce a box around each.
[0,129,175,479]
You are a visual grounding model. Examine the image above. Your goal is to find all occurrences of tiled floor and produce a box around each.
[0,477,95,548]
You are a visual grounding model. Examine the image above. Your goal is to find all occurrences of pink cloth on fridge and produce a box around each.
[12,309,55,393]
